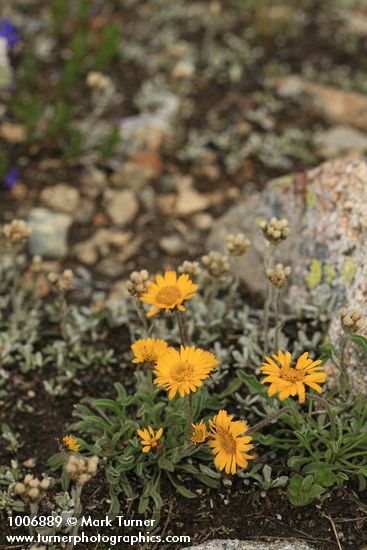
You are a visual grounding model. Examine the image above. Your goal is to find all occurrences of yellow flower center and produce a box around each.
[170,361,194,382]
[156,285,181,306]
[280,367,304,383]
[218,431,237,454]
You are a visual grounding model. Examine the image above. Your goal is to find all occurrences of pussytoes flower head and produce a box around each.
[178,260,201,280]
[266,263,291,289]
[140,271,198,318]
[208,410,254,475]
[127,270,149,297]
[202,251,230,278]
[48,269,74,292]
[14,475,52,502]
[226,233,251,257]
[3,219,32,243]
[131,338,168,366]
[339,308,364,333]
[154,345,219,399]
[65,455,99,486]
[259,217,289,244]
[191,420,209,444]
[137,426,163,453]
[260,350,326,404]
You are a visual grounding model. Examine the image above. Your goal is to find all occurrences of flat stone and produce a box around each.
[175,177,210,216]
[159,235,186,255]
[317,125,367,157]
[184,540,316,550]
[110,161,155,189]
[28,208,72,258]
[120,92,180,153]
[73,229,131,265]
[209,158,367,393]
[40,183,80,214]
[276,76,367,130]
[104,189,139,226]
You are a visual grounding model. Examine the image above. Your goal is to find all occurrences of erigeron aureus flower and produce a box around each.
[63,435,80,453]
[191,420,209,444]
[260,350,326,404]
[140,271,198,318]
[154,346,219,400]
[137,426,163,453]
[208,410,254,475]
[131,338,169,365]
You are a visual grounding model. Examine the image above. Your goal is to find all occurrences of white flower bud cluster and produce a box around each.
[339,308,364,333]
[259,217,289,244]
[178,261,201,279]
[86,71,112,92]
[126,270,150,297]
[48,269,74,292]
[14,475,52,502]
[65,455,99,487]
[226,233,251,257]
[202,251,230,278]
[266,263,291,289]
[3,220,32,243]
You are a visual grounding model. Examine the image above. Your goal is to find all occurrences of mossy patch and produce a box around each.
[305,258,323,289]
[342,257,356,287]
[306,186,317,208]
[324,262,337,284]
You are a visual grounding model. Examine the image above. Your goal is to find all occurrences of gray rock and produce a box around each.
[209,158,367,392]
[159,235,186,255]
[317,125,367,157]
[184,540,316,550]
[104,189,139,226]
[119,92,180,153]
[110,161,155,189]
[28,208,72,258]
[40,183,79,213]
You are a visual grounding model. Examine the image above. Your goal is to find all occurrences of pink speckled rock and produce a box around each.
[209,158,367,392]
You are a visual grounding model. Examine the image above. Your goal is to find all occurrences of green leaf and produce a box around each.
[108,489,121,519]
[167,473,197,499]
[158,457,175,472]
[351,335,367,357]
[236,371,265,395]
[288,474,325,507]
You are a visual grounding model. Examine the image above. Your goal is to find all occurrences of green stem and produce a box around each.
[176,310,186,347]
[274,288,282,351]
[311,394,336,440]
[247,406,292,435]
[134,297,149,335]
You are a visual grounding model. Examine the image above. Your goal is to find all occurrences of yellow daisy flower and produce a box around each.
[137,426,163,453]
[191,420,209,444]
[131,338,168,365]
[260,350,326,404]
[208,410,254,475]
[140,271,198,318]
[154,345,219,400]
[63,435,80,453]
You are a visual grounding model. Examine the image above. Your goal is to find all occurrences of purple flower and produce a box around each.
[0,18,20,49]
[4,167,18,188]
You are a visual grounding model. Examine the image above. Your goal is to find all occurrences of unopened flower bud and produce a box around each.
[226,233,251,256]
[2,219,32,243]
[127,270,150,297]
[260,217,289,244]
[266,263,291,289]
[202,251,230,278]
[178,261,201,279]
[339,307,365,333]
